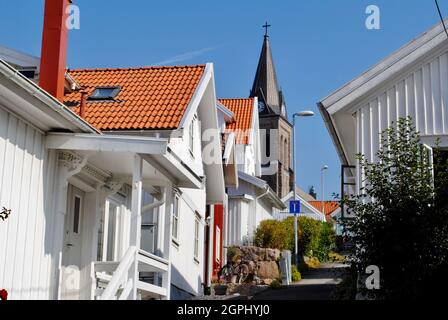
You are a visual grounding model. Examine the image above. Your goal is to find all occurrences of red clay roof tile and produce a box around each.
[309,201,340,216]
[219,98,255,145]
[64,65,205,131]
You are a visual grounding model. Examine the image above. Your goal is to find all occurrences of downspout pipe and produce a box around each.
[141,192,166,214]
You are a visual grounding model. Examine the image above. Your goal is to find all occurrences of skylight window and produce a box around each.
[88,87,121,101]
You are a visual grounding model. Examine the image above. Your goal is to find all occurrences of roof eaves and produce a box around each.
[238,170,267,189]
[0,59,100,134]
[217,101,235,122]
[320,18,448,114]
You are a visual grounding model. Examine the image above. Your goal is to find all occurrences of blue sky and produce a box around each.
[0,0,445,200]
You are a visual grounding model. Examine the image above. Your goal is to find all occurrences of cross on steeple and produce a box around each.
[263,21,271,37]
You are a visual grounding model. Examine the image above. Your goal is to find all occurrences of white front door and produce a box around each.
[61,185,85,300]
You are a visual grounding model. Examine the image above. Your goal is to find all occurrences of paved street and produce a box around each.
[252,263,348,300]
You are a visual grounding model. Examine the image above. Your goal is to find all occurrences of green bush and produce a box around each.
[254,220,289,250]
[315,222,336,261]
[227,246,238,261]
[254,217,336,261]
[291,265,302,282]
[269,279,283,290]
[343,117,448,299]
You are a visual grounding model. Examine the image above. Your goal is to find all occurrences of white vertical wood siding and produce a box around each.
[0,106,57,300]
[356,51,448,163]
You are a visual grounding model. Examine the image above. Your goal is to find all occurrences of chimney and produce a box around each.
[79,90,87,118]
[39,0,71,102]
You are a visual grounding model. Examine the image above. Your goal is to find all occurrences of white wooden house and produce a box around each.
[218,99,285,246]
[275,191,326,222]
[0,0,228,300]
[0,56,227,300]
[319,19,448,216]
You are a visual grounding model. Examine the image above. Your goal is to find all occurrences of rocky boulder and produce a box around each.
[232,246,281,263]
[257,261,280,279]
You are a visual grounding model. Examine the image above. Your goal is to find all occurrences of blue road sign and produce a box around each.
[290,200,301,214]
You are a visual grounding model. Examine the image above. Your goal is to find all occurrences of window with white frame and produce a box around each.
[172,195,180,243]
[194,213,200,261]
[189,116,196,154]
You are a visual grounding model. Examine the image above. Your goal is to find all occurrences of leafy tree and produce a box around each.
[254,217,335,261]
[343,117,448,299]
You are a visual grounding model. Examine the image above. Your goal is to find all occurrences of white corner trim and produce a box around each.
[223,132,235,165]
[217,101,235,121]
[178,63,213,129]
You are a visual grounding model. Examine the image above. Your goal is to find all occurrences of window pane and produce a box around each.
[172,196,179,240]
[73,196,81,234]
[266,130,271,158]
[97,215,104,261]
[189,120,194,152]
[89,87,120,100]
[194,219,199,258]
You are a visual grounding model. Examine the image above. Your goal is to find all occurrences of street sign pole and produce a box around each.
[294,213,298,266]
[292,115,298,267]
[289,200,301,267]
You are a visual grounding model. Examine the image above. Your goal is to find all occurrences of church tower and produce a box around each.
[250,23,294,199]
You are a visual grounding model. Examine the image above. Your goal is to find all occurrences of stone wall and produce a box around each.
[232,246,281,284]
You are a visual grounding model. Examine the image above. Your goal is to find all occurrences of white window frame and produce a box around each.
[172,195,180,244]
[423,144,434,187]
[189,115,196,156]
[194,213,200,262]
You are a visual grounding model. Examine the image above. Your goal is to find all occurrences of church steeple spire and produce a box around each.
[250,22,283,115]
[263,21,271,38]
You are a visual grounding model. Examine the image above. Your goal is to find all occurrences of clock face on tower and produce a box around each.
[258,101,266,113]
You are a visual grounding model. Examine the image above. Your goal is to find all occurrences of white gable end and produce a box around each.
[320,19,448,167]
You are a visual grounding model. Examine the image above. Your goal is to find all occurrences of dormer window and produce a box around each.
[88,86,121,101]
[18,68,36,79]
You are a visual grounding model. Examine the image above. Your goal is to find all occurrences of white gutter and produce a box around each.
[216,101,235,122]
[0,59,100,134]
[317,102,349,166]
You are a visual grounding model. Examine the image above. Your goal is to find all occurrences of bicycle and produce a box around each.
[218,257,250,284]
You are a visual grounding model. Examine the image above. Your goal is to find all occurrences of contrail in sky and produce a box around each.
[153,45,222,66]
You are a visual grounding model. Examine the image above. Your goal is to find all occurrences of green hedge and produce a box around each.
[254,217,336,261]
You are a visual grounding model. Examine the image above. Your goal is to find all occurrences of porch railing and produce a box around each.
[91,246,169,300]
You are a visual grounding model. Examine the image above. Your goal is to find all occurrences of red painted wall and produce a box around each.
[204,204,225,285]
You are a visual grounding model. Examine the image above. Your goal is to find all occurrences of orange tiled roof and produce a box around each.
[309,201,340,216]
[64,65,205,130]
[219,98,254,145]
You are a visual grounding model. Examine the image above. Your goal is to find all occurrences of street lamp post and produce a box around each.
[292,110,314,266]
[321,165,328,214]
